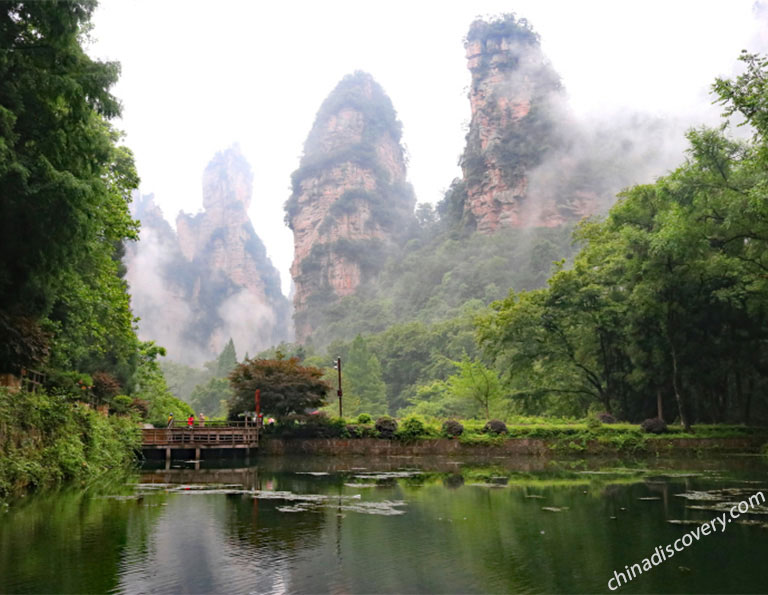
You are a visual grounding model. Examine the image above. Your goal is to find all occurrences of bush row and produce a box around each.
[262,412,767,442]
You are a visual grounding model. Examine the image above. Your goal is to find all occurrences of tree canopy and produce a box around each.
[477,51,768,426]
[227,356,330,419]
[0,0,140,387]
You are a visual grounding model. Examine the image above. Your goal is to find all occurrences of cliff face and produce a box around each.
[126,147,290,365]
[286,72,415,340]
[460,16,592,232]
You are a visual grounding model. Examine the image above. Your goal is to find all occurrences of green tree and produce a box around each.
[133,342,193,425]
[0,1,140,382]
[189,377,230,419]
[216,338,238,377]
[227,357,330,419]
[343,335,387,416]
[478,52,768,425]
[445,359,504,420]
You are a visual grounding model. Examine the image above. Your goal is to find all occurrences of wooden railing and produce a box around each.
[142,423,259,447]
[165,420,257,429]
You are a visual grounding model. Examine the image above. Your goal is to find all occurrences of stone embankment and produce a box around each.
[261,437,765,457]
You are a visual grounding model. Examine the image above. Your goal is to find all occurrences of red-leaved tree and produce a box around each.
[227,357,330,419]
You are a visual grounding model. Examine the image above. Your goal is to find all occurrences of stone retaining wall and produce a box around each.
[260,437,764,457]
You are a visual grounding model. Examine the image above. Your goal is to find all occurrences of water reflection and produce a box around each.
[0,456,766,594]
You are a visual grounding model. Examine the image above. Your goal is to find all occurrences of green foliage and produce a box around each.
[356,413,373,424]
[301,224,575,348]
[585,416,602,431]
[109,395,133,415]
[188,377,230,419]
[341,335,387,417]
[0,1,141,383]
[133,343,193,426]
[445,359,504,420]
[396,415,430,440]
[272,413,349,439]
[228,357,330,418]
[216,338,238,377]
[0,388,140,501]
[477,55,768,425]
[160,360,211,403]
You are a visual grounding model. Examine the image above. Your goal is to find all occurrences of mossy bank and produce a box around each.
[0,389,140,502]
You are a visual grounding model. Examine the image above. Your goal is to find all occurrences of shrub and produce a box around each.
[598,412,617,424]
[586,417,602,430]
[276,412,349,438]
[397,416,427,440]
[641,417,668,434]
[375,416,398,438]
[345,424,377,438]
[92,371,122,401]
[44,370,93,399]
[356,413,373,424]
[130,398,150,418]
[442,419,464,437]
[109,395,133,415]
[483,419,508,435]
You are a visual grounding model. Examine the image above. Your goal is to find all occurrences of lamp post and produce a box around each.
[333,357,342,417]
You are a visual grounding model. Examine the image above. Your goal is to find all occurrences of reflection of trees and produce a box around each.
[0,476,163,593]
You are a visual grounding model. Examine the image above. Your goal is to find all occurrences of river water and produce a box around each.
[1,454,767,594]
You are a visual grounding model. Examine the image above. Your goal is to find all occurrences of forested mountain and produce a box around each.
[284,14,679,350]
[127,146,291,365]
[255,16,768,426]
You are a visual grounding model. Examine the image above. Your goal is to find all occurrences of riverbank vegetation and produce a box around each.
[0,388,140,501]
[0,1,190,498]
[261,412,768,454]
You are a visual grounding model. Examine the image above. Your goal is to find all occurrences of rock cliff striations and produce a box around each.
[460,16,586,232]
[286,72,415,340]
[127,147,290,365]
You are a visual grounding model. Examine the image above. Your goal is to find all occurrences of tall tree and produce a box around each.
[343,335,387,416]
[0,1,140,380]
[216,338,238,377]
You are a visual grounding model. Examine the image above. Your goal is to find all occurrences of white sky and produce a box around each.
[89,0,766,296]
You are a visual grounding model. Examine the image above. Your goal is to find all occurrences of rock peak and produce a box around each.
[286,72,415,341]
[460,14,566,232]
[202,145,253,211]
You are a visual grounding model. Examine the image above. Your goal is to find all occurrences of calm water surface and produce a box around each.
[1,455,767,594]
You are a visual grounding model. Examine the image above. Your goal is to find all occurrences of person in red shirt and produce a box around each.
[187,414,195,428]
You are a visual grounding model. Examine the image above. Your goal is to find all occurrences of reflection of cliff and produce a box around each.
[285,72,415,341]
[126,147,290,365]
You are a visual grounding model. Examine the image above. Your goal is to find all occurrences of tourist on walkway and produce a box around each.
[166,412,174,428]
[187,414,195,428]
[198,412,206,427]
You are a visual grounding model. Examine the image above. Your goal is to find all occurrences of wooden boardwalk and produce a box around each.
[142,421,259,467]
